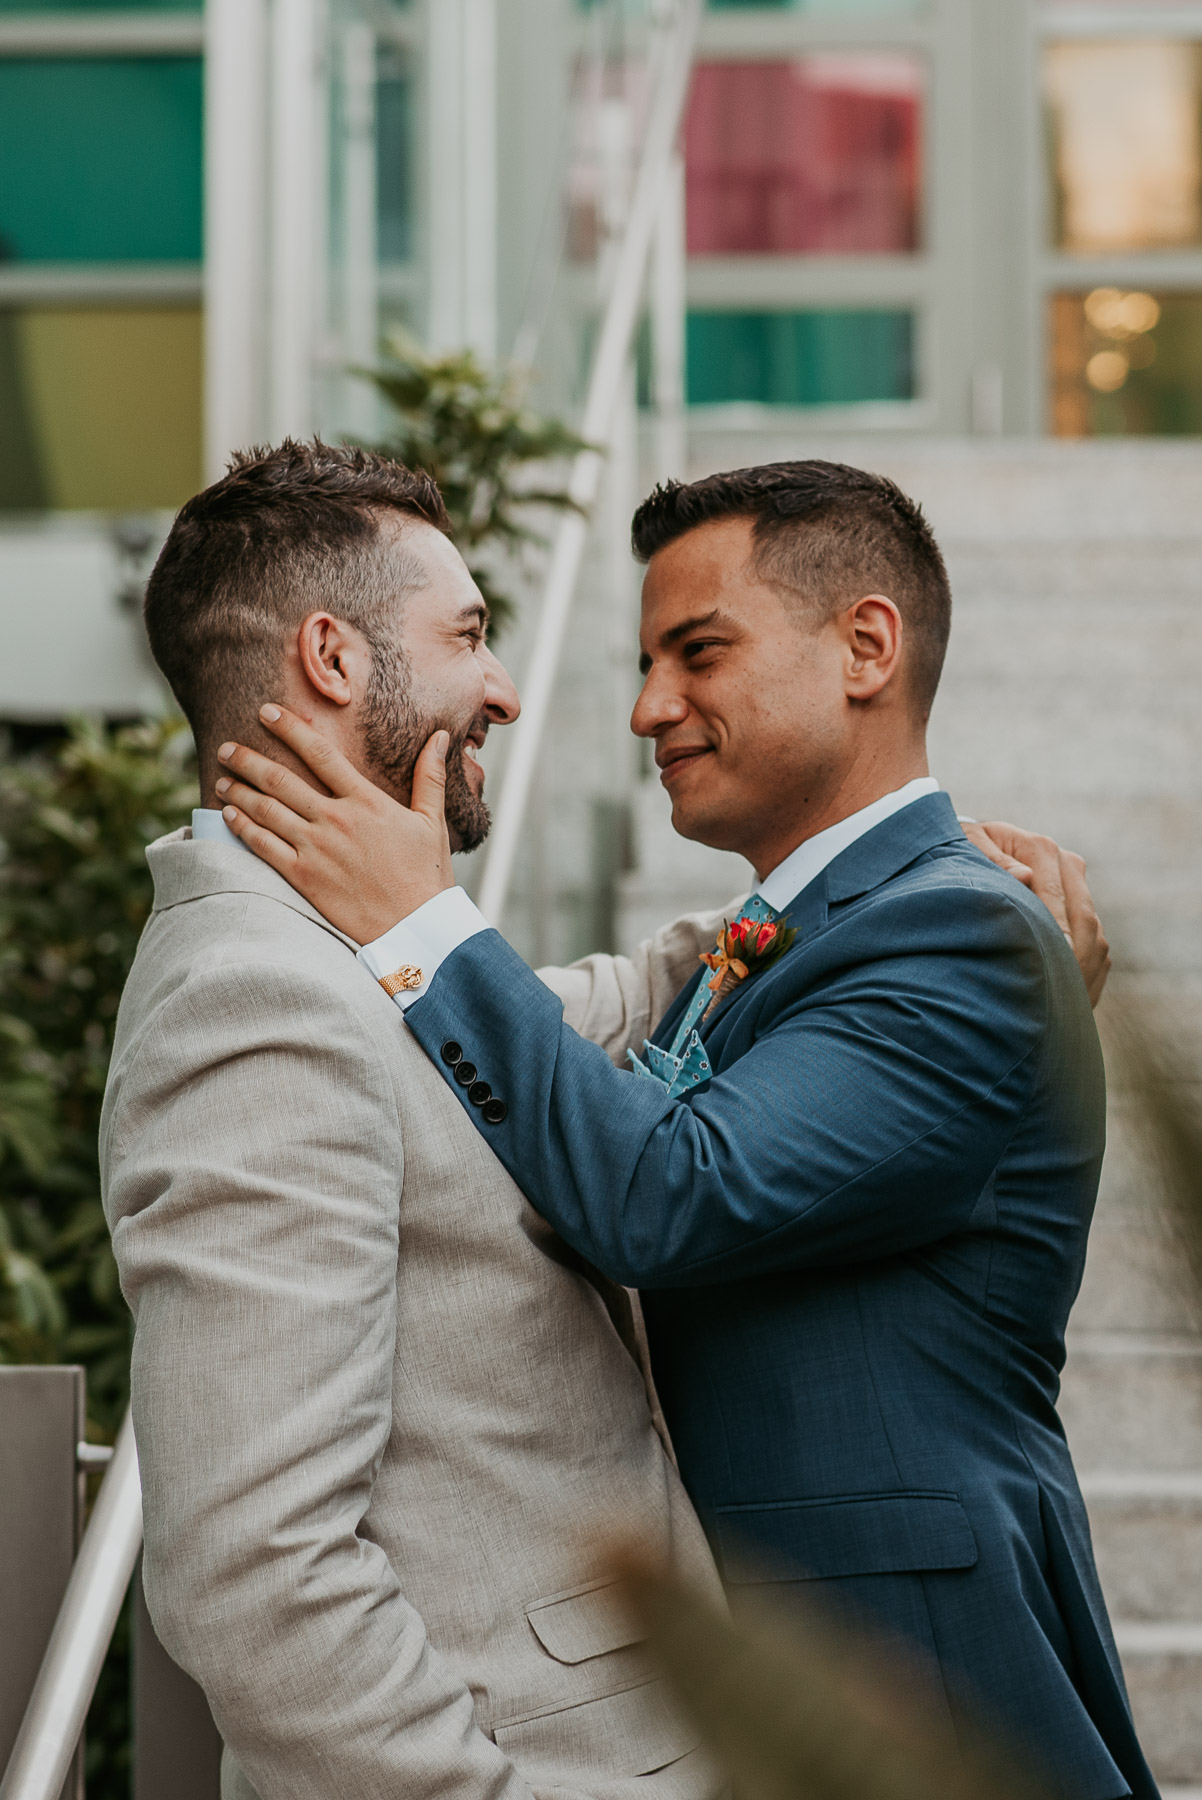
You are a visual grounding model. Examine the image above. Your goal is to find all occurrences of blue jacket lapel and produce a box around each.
[650,793,966,1049]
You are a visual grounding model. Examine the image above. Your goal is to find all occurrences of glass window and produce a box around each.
[687,307,914,405]
[0,306,202,511]
[686,56,922,255]
[1044,41,1202,252]
[377,45,416,265]
[1050,289,1202,435]
[0,58,203,263]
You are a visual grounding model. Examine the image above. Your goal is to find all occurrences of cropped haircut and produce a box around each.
[631,460,952,719]
[143,439,452,755]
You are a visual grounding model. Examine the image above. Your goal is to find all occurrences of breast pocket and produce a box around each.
[712,1490,979,1584]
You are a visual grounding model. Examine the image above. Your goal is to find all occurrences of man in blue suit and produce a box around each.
[217,460,1153,1798]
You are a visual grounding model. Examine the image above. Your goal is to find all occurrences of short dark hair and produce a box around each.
[631,460,952,718]
[144,438,451,755]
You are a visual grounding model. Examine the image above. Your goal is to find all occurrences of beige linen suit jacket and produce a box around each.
[100,832,735,1800]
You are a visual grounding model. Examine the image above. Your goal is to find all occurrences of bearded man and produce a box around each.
[215,457,1153,1800]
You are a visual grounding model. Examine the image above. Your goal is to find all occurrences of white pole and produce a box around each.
[342,20,380,439]
[425,0,466,350]
[652,150,687,484]
[0,1412,143,1800]
[270,0,321,441]
[204,0,269,480]
[463,0,498,360]
[476,0,702,926]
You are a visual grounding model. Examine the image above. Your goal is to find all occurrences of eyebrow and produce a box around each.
[638,608,734,674]
[457,600,491,633]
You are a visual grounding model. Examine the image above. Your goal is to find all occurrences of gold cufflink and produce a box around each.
[379,965,424,997]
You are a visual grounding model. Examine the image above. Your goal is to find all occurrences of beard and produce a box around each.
[360,647,492,854]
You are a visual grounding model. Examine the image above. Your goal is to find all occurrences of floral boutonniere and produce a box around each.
[699,914,797,1022]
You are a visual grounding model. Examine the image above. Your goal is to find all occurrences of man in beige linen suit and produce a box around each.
[101,443,724,1800]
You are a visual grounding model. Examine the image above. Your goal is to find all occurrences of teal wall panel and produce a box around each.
[687,309,915,405]
[0,57,203,262]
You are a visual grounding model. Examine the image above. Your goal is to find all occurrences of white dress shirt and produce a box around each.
[359,776,941,1012]
[191,808,253,854]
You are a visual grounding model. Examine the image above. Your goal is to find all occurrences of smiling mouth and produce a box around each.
[461,727,488,781]
[657,745,713,785]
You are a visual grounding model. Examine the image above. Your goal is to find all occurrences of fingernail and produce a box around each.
[222,806,238,823]
[260,704,281,722]
[435,731,449,760]
[218,743,235,761]
[215,777,230,795]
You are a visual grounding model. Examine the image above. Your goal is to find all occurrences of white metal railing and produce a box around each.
[0,1410,143,1800]
[476,0,703,926]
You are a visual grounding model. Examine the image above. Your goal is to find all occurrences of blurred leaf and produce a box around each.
[615,1551,1053,1800]
[362,336,593,635]
[0,715,197,1434]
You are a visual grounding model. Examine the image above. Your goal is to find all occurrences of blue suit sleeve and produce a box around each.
[404,882,1050,1288]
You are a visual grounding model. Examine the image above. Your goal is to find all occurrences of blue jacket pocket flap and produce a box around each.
[713,1490,979,1584]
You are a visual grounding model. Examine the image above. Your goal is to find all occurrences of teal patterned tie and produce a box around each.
[627,894,780,1099]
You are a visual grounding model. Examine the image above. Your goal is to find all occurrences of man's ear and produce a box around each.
[844,595,903,702]
[295,612,372,708]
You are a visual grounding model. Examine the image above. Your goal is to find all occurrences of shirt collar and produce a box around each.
[754,777,941,914]
[190,808,253,855]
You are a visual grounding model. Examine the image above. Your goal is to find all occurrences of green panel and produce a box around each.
[0,305,203,512]
[0,58,203,262]
[687,309,915,406]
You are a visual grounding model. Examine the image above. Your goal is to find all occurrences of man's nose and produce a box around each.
[481,645,521,724]
[630,665,688,739]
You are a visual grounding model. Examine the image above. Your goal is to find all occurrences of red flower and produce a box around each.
[755,921,778,955]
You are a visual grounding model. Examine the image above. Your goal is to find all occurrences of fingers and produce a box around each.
[216,742,322,820]
[960,820,1033,887]
[978,823,1069,933]
[1059,849,1112,1007]
[410,731,450,827]
[219,804,300,871]
[215,776,309,850]
[256,704,367,799]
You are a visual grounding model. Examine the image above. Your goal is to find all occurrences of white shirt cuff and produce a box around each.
[357,886,489,1011]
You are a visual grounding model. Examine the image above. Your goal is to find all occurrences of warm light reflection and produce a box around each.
[1051,291,1202,436]
[1044,40,1202,251]
[1084,288,1161,337]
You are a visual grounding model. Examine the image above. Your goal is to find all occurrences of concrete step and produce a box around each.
[1112,1622,1202,1786]
[1083,1476,1202,1622]
[1060,1333,1202,1475]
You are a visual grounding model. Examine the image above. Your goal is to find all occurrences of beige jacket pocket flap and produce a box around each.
[526,1578,646,1664]
[495,1676,698,1779]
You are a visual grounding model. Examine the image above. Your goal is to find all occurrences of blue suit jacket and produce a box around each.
[407,794,1155,1800]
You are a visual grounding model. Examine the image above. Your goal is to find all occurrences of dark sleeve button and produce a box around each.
[453,1061,478,1087]
[482,1098,508,1125]
[441,1041,463,1067]
[468,1081,492,1107]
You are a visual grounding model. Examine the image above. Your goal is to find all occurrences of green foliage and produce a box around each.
[0,716,197,1437]
[365,338,591,633]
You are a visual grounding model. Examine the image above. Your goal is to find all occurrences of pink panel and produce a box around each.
[685,56,923,255]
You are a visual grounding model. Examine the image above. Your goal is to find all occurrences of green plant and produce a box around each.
[365,338,590,633]
[0,716,197,1435]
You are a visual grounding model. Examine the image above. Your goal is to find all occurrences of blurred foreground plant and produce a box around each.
[617,1552,1052,1800]
[365,338,590,633]
[0,716,196,1436]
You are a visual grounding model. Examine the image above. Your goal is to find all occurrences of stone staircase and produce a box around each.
[616,436,1202,1790]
